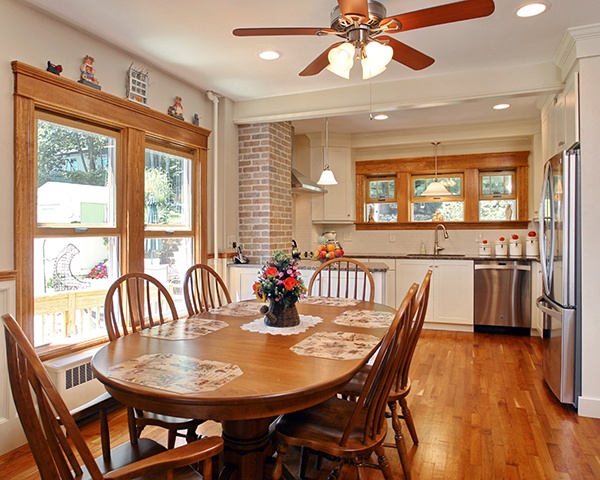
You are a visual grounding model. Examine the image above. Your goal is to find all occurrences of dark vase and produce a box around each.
[263,300,300,328]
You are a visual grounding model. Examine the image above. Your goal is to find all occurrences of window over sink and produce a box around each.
[355,151,529,230]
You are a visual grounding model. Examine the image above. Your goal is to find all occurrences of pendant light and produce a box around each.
[422,141,450,196]
[317,117,338,185]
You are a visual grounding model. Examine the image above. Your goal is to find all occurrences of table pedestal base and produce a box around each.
[219,417,276,479]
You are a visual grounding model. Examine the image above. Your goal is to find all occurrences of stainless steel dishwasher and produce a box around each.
[474,260,531,335]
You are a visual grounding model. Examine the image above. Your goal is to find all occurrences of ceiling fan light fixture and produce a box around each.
[328,42,355,70]
[361,41,393,79]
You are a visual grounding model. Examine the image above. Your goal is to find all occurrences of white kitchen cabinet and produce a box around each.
[396,259,474,331]
[544,72,580,158]
[367,258,396,308]
[228,265,260,301]
[228,263,387,305]
[311,146,355,223]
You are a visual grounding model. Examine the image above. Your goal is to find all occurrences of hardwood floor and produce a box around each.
[2,330,599,479]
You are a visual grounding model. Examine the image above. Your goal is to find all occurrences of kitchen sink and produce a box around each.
[406,253,465,257]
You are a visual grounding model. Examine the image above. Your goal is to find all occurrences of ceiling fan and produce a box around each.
[233,0,495,79]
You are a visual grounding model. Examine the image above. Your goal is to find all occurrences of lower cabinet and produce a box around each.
[396,259,474,330]
[228,264,387,304]
[367,258,396,308]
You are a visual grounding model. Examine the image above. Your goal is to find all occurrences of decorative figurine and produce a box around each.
[505,204,513,220]
[78,55,101,90]
[432,210,444,222]
[46,60,63,75]
[167,96,184,120]
[192,113,200,126]
[126,64,149,105]
[368,206,375,222]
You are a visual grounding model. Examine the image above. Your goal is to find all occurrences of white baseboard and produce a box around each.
[578,396,600,418]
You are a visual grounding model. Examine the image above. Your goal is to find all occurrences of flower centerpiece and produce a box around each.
[253,250,306,327]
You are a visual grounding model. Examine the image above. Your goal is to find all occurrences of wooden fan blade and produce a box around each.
[338,0,369,21]
[233,27,332,37]
[381,0,495,32]
[379,36,435,71]
[299,42,344,76]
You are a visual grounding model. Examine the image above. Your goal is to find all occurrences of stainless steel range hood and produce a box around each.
[291,168,324,194]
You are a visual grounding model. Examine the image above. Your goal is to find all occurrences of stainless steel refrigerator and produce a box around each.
[536,146,581,407]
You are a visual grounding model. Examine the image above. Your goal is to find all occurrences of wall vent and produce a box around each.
[65,361,96,390]
[44,346,106,411]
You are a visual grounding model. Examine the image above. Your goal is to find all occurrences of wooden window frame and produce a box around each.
[355,151,529,230]
[13,61,209,359]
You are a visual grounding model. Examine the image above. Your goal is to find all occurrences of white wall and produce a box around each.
[0,0,237,455]
[578,55,600,418]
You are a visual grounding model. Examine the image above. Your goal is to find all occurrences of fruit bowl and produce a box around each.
[314,241,344,262]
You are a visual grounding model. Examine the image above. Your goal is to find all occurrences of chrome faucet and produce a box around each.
[434,224,449,255]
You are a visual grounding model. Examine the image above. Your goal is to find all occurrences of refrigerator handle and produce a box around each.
[536,295,559,318]
[539,160,555,297]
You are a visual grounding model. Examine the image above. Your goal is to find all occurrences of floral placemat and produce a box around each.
[300,296,361,307]
[209,301,262,317]
[108,353,243,394]
[290,331,381,360]
[332,310,395,328]
[138,318,228,340]
[240,314,323,335]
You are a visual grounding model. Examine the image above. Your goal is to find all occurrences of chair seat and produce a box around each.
[82,437,214,479]
[136,411,200,429]
[275,396,388,458]
[340,365,411,401]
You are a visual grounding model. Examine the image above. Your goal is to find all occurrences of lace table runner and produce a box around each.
[209,301,263,317]
[300,296,361,307]
[139,318,228,340]
[332,310,395,328]
[108,353,243,394]
[290,331,380,360]
[240,314,323,335]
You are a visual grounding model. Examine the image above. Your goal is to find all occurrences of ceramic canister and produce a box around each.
[495,240,508,257]
[509,240,522,258]
[479,242,492,257]
[526,237,539,258]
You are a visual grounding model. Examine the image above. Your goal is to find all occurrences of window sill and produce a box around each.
[356,221,530,230]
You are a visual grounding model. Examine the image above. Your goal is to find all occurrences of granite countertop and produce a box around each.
[351,254,538,262]
[228,260,390,272]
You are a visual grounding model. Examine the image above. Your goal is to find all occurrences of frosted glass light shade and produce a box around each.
[327,42,355,79]
[421,180,451,196]
[317,167,338,185]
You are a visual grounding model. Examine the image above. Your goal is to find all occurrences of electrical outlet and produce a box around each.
[389,233,396,242]
[227,235,236,248]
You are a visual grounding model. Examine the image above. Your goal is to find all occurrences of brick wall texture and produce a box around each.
[238,121,293,263]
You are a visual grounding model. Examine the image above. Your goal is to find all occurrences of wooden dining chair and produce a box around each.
[270,283,419,480]
[308,257,375,302]
[183,263,232,315]
[2,313,223,480]
[338,269,433,480]
[104,273,203,449]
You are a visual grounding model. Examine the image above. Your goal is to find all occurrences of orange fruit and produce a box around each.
[326,243,336,252]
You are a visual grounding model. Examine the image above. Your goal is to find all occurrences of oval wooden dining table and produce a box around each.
[92,298,395,479]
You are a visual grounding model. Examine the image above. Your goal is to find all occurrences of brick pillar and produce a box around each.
[238,122,293,264]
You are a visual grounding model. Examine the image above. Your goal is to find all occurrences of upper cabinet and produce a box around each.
[311,145,355,224]
[544,72,580,159]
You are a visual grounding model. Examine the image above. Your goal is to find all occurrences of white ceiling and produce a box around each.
[19,0,600,135]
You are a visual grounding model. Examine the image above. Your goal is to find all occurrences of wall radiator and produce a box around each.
[44,346,107,411]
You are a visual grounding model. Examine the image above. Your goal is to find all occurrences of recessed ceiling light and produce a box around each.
[493,103,511,110]
[259,50,281,60]
[515,2,550,18]
[372,114,388,120]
